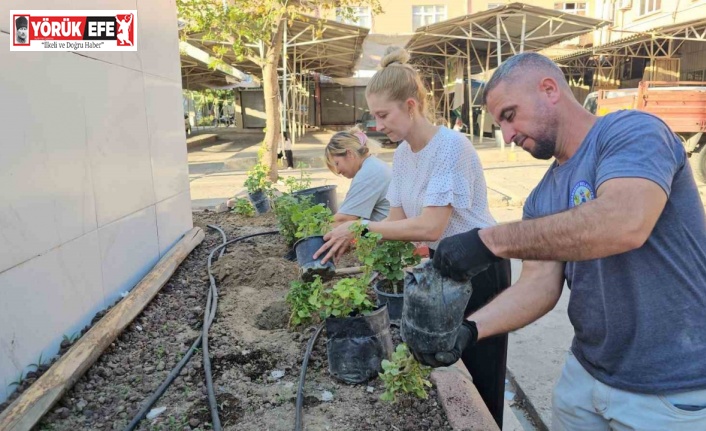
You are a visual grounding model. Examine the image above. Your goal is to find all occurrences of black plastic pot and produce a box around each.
[292,185,338,213]
[248,190,270,214]
[293,235,335,282]
[401,261,473,354]
[325,306,393,384]
[373,279,404,325]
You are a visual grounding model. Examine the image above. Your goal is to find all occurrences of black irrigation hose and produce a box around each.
[294,322,326,431]
[123,334,204,431]
[123,227,278,430]
[204,229,279,430]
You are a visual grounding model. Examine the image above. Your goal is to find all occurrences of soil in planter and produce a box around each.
[16,211,452,431]
[376,278,404,295]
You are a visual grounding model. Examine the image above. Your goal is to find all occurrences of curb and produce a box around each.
[431,361,500,431]
[506,368,549,431]
[186,133,218,150]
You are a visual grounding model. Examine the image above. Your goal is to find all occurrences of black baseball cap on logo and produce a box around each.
[15,16,28,29]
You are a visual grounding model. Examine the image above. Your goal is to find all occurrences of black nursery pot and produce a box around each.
[325,305,393,384]
[293,235,335,282]
[373,279,404,325]
[292,185,339,213]
[248,190,270,214]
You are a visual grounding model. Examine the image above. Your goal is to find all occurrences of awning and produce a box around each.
[553,17,706,64]
[180,42,259,90]
[184,14,369,79]
[406,2,611,75]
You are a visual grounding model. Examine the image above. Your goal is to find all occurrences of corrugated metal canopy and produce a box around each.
[184,14,369,80]
[553,17,706,63]
[406,2,610,74]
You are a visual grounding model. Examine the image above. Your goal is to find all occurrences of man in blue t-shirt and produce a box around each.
[408,52,706,430]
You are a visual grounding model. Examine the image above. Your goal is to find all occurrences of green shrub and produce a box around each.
[244,163,272,195]
[232,197,255,217]
[379,343,432,403]
[274,194,314,246]
[286,276,324,327]
[292,204,333,239]
[309,276,375,319]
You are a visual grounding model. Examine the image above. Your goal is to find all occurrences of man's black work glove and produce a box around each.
[412,321,479,368]
[433,228,500,282]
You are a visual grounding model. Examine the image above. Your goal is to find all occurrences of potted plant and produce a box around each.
[350,222,421,323]
[244,163,273,214]
[274,194,314,248]
[291,204,335,281]
[307,275,393,384]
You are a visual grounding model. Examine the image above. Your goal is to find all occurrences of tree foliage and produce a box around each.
[177,0,382,180]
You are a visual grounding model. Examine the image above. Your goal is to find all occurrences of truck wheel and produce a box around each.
[690,145,706,184]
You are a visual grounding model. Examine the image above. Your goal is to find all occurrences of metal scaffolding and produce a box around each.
[405,2,610,141]
[554,17,706,95]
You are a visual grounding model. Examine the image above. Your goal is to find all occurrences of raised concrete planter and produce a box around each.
[431,361,500,431]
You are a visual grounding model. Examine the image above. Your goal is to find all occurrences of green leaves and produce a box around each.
[244,163,273,194]
[379,344,432,403]
[349,221,421,293]
[315,276,375,320]
[232,197,255,217]
[284,162,312,193]
[292,204,333,239]
[286,276,324,327]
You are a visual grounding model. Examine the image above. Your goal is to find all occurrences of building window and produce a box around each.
[638,0,661,15]
[412,5,447,30]
[554,2,587,15]
[336,6,372,28]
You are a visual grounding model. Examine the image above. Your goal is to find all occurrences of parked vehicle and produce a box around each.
[584,81,706,183]
[358,112,398,146]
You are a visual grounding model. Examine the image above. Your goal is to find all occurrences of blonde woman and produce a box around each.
[325,128,392,226]
[314,47,511,426]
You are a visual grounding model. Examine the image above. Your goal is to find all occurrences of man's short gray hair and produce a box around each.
[482,52,567,105]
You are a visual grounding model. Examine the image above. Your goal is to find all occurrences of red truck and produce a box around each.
[583,81,706,183]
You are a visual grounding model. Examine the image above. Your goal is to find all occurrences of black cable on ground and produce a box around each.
[203,230,279,431]
[294,322,326,431]
[123,227,277,431]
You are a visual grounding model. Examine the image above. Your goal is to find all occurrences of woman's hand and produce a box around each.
[314,220,356,264]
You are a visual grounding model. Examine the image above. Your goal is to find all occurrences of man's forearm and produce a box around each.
[481,198,640,261]
[470,271,563,340]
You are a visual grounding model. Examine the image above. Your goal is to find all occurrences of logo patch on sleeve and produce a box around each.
[570,181,595,207]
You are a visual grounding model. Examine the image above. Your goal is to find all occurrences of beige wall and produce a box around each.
[322,0,469,34]
[596,0,706,44]
[0,0,192,403]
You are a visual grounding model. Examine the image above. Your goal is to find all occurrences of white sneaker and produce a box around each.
[287,167,293,170]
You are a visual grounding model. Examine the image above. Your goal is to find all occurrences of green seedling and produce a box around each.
[8,371,24,388]
[273,194,314,246]
[309,276,375,319]
[244,163,273,195]
[232,197,255,217]
[292,204,333,239]
[286,276,324,327]
[284,162,312,193]
[29,352,45,371]
[379,343,432,403]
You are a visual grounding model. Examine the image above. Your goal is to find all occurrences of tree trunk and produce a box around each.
[261,18,286,181]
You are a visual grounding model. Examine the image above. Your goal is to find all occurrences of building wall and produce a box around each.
[322,0,469,34]
[0,0,192,403]
[596,0,706,44]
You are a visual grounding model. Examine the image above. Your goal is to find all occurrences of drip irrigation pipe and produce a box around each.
[123,228,278,430]
[294,322,326,431]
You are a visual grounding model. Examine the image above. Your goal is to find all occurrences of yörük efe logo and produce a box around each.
[10,10,137,51]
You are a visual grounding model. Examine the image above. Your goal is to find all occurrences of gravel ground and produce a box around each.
[2,211,453,431]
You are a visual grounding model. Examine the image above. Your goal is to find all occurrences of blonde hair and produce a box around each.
[325,127,381,175]
[366,47,431,119]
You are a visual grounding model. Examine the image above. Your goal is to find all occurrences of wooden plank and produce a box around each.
[0,227,205,431]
